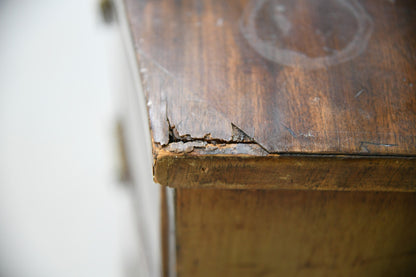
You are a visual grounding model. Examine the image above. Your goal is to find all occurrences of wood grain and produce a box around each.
[123,0,416,155]
[154,148,416,191]
[174,189,416,277]
[161,187,169,277]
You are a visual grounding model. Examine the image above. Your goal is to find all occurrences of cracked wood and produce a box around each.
[124,0,416,155]
[120,0,416,190]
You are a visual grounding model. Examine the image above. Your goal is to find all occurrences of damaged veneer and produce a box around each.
[151,117,416,192]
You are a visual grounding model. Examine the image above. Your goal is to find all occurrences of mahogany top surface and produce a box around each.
[124,0,416,156]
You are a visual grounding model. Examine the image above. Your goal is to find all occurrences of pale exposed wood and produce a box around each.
[175,189,416,277]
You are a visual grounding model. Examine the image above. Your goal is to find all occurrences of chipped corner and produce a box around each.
[150,123,271,187]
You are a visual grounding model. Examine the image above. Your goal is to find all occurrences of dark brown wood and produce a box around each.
[123,0,416,156]
[175,189,416,277]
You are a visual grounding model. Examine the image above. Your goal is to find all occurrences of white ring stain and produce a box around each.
[240,0,374,69]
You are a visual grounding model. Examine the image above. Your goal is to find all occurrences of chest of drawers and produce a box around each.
[115,0,416,276]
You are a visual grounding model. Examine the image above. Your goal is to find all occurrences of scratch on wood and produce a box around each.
[281,124,297,138]
[281,124,316,139]
[359,141,398,153]
[139,49,176,79]
[355,89,365,98]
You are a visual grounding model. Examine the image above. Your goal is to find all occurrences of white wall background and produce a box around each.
[0,1,139,276]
